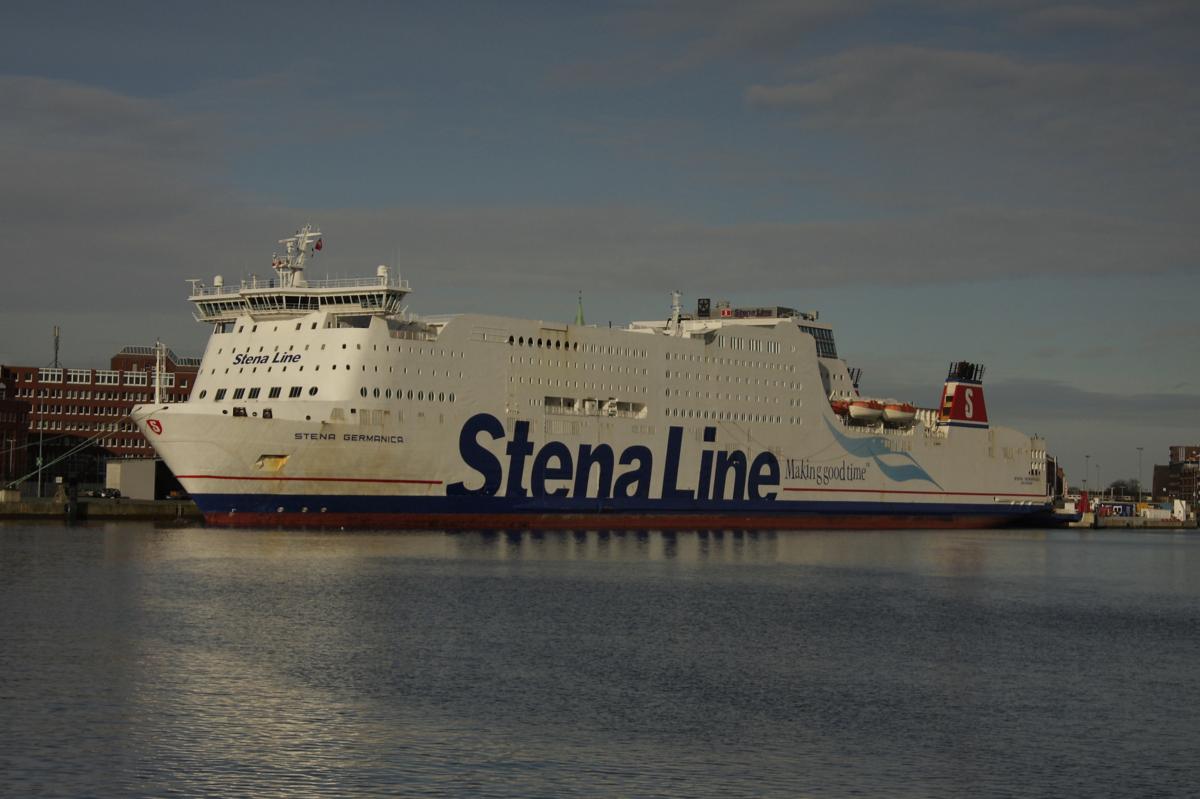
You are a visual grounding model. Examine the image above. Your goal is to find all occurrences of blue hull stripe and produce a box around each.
[192,492,1049,519]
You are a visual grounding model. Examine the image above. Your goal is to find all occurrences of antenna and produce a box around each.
[51,325,61,368]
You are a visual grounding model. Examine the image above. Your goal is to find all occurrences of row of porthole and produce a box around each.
[200,387,318,401]
[360,387,456,402]
[511,336,578,351]
[665,387,797,405]
[665,370,799,388]
[507,337,648,359]
[664,407,793,424]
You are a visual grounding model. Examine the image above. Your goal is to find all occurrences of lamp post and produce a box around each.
[1137,446,1144,502]
[1084,454,1090,494]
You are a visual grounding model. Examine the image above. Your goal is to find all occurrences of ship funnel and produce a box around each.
[937,360,989,428]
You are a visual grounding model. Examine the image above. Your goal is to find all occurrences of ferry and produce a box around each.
[133,225,1066,528]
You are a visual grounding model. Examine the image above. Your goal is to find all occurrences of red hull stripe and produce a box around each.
[176,474,442,485]
[783,487,1046,498]
[176,475,1041,498]
[203,511,1027,530]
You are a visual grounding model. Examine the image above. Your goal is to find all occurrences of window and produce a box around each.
[232,388,245,399]
[248,388,261,399]
[269,387,281,399]
[198,390,207,399]
[308,387,318,396]
[289,386,302,398]
[214,389,227,401]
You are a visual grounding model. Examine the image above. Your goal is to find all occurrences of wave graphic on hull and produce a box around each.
[824,417,944,489]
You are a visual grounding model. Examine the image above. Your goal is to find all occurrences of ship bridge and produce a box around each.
[187,225,411,325]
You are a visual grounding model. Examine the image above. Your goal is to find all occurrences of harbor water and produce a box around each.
[1,523,1197,798]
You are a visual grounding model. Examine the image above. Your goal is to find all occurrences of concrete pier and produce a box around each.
[0,498,201,521]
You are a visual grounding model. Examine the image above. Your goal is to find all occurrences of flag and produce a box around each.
[314,238,323,251]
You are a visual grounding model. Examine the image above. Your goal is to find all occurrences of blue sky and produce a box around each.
[1,0,1197,487]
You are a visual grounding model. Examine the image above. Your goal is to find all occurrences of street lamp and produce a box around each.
[1137,446,1144,502]
[1084,454,1090,494]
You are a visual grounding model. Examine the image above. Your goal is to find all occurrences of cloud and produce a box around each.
[625,0,872,68]
[1016,1,1200,34]
[978,378,1198,426]
[744,45,1187,126]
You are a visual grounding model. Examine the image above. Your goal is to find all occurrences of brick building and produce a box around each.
[0,346,198,491]
[1151,445,1200,504]
[0,380,31,486]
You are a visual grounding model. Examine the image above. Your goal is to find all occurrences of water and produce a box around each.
[1,523,1197,798]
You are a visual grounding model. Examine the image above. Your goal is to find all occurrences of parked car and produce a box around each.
[100,488,121,499]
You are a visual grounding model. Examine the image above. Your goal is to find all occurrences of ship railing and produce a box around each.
[544,397,648,419]
[189,275,410,297]
[387,327,439,342]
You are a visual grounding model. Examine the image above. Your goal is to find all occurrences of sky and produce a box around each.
[1,0,1197,489]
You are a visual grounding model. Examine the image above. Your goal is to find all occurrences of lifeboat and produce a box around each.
[830,399,851,416]
[848,399,884,422]
[883,402,917,426]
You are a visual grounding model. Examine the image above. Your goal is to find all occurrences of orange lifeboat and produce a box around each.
[830,399,851,416]
[883,402,917,426]
[848,399,884,422]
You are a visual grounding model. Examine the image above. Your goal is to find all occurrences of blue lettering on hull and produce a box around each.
[447,413,779,502]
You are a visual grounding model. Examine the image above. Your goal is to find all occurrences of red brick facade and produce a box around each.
[0,346,197,487]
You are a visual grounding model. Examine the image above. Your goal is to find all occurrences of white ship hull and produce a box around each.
[135,306,1058,529]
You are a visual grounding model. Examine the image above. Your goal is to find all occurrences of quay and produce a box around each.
[0,497,201,522]
[1071,512,1197,530]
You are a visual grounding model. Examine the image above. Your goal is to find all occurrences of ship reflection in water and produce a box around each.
[1,522,1197,798]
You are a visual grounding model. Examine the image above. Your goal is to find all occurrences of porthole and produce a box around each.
[373,388,380,398]
[360,387,368,397]
[308,387,318,396]
[438,392,445,402]
[198,390,207,399]
[407,390,413,399]
[537,338,542,347]
[418,391,424,401]
[385,389,392,398]
[448,393,455,402]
